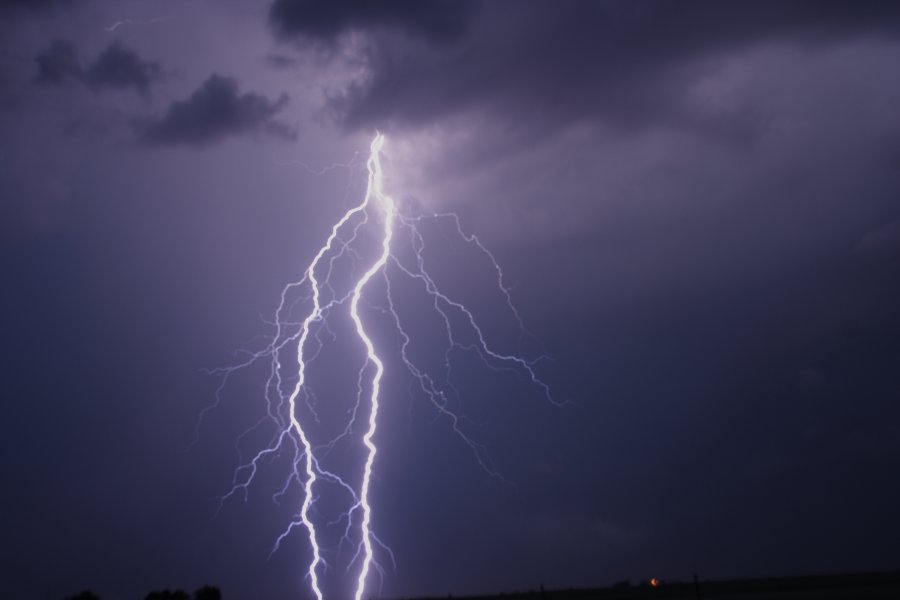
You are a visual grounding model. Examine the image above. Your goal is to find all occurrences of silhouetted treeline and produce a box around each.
[63,585,221,600]
[415,571,900,600]
[193,587,222,600]
[65,593,100,600]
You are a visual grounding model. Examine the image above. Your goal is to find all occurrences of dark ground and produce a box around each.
[403,571,900,600]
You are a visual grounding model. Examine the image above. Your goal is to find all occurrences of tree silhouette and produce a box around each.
[64,592,100,600]
[194,586,222,600]
[64,585,223,600]
[144,590,190,600]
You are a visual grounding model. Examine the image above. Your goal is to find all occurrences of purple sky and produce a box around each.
[2,2,900,599]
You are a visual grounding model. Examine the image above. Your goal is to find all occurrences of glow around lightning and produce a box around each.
[202,133,554,600]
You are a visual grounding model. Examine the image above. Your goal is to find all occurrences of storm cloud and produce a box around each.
[86,41,164,94]
[269,0,900,132]
[0,0,79,15]
[269,0,477,45]
[141,74,295,146]
[35,39,82,85]
[35,39,164,94]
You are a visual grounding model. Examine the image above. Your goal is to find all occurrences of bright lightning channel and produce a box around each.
[201,132,554,600]
[349,133,393,600]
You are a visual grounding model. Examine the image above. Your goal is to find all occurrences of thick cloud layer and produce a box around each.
[269,0,900,131]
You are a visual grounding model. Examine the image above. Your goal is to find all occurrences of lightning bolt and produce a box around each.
[199,132,555,600]
[349,133,393,600]
[104,16,173,33]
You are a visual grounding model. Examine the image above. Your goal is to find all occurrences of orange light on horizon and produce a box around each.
[650,578,659,588]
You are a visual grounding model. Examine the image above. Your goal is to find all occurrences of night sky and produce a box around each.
[2,1,900,600]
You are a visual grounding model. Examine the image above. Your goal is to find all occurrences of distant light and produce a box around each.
[650,578,659,588]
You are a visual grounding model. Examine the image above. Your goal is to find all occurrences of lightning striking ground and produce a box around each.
[201,133,553,600]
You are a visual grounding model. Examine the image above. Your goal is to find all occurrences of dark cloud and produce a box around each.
[140,74,295,146]
[0,0,79,14]
[86,40,164,94]
[269,0,477,44]
[270,0,900,132]
[35,39,164,94]
[263,53,299,70]
[35,39,82,85]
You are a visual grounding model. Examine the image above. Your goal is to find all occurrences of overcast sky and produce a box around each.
[2,2,900,600]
